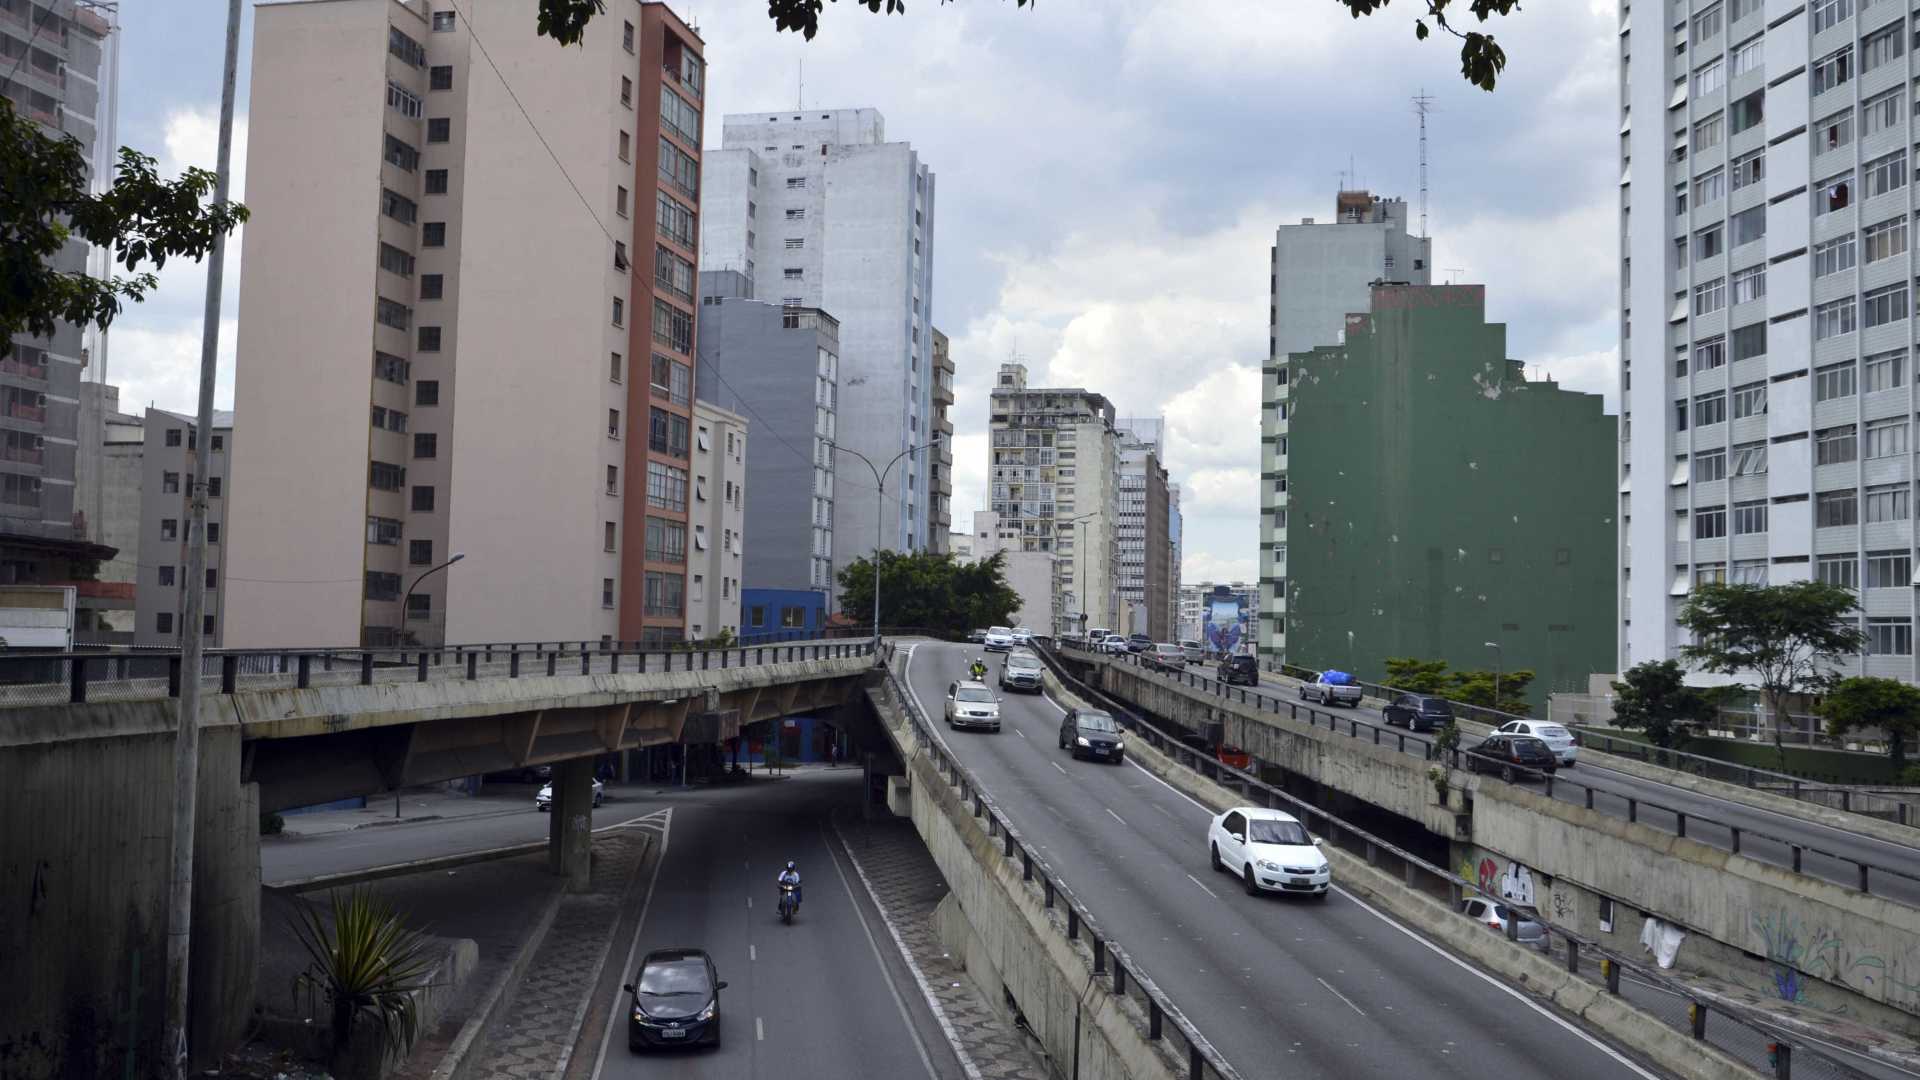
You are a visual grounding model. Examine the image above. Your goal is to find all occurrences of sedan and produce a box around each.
[1463,734,1558,782]
[625,948,727,1050]
[967,629,988,644]
[535,777,605,810]
[1180,640,1206,665]
[1010,627,1034,646]
[1059,708,1126,762]
[1207,806,1330,899]
[944,680,1002,732]
[983,626,1015,652]
[1461,897,1550,951]
[1145,643,1186,671]
[1497,719,1579,766]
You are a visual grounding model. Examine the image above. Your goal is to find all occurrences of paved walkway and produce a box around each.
[834,810,1054,1080]
[277,784,540,836]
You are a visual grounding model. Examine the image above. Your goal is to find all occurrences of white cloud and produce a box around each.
[1180,548,1257,586]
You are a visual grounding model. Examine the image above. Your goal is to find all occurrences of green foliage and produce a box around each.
[289,888,435,1070]
[1820,676,1920,771]
[532,0,1518,89]
[259,811,285,836]
[1610,659,1715,749]
[683,627,737,650]
[1447,668,1534,715]
[1383,656,1451,693]
[1433,722,1461,754]
[1428,765,1450,801]
[836,549,1020,636]
[1,99,248,357]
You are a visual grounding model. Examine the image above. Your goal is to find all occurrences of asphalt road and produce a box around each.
[906,641,1664,1080]
[591,770,965,1080]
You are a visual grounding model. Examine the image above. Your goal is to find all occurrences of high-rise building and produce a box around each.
[1284,283,1615,712]
[930,328,955,552]
[1622,0,1920,681]
[687,400,746,642]
[1167,483,1183,636]
[1261,191,1430,661]
[74,382,141,637]
[701,108,937,563]
[1180,580,1257,650]
[696,269,840,602]
[0,0,120,600]
[1116,418,1171,640]
[135,409,234,647]
[966,508,1052,630]
[227,0,705,647]
[988,362,1120,636]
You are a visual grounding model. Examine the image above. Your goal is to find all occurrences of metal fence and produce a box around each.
[1040,640,1869,1080]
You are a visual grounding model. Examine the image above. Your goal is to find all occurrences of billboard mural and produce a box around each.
[1203,586,1247,655]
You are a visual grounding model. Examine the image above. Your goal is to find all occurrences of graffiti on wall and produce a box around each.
[1749,910,1920,1007]
[1460,855,1536,907]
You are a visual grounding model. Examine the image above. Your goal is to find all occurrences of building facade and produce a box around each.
[1115,418,1171,640]
[1261,191,1430,661]
[134,409,234,647]
[987,362,1120,636]
[228,0,704,647]
[1621,0,1920,683]
[73,381,141,636]
[695,269,839,599]
[687,400,746,642]
[1178,580,1258,645]
[700,108,937,562]
[1285,284,1615,712]
[930,327,955,551]
[1167,483,1183,635]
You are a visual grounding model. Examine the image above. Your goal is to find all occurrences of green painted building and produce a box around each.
[1278,284,1616,713]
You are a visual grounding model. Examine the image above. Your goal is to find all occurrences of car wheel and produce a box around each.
[1501,764,1516,784]
[1210,843,1223,872]
[1243,865,1260,897]
[1315,889,1330,902]
[1297,687,1306,700]
[594,793,603,808]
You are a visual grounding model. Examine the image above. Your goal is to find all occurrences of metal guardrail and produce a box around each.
[1064,642,1920,903]
[1038,640,1867,1080]
[875,643,1243,1080]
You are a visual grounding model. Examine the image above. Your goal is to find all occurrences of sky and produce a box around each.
[104,0,1622,589]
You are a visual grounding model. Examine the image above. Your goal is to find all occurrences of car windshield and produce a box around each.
[956,687,995,703]
[1008,657,1041,670]
[989,626,1011,635]
[1419,700,1452,714]
[1247,819,1311,845]
[1075,712,1118,733]
[637,959,709,997]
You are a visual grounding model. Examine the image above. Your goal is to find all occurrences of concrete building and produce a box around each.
[1115,418,1171,641]
[929,328,955,551]
[948,530,975,561]
[1283,284,1615,711]
[1261,190,1431,661]
[687,400,746,642]
[134,408,234,647]
[701,108,937,562]
[73,382,142,636]
[987,362,1120,636]
[1167,483,1183,636]
[1621,0,1920,683]
[695,269,839,601]
[741,586,825,638]
[965,510,1052,631]
[0,1,120,600]
[228,0,705,647]
[1180,580,1258,651]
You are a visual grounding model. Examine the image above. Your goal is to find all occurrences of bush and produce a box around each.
[260,811,285,836]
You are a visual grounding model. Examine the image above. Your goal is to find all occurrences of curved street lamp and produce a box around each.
[401,551,465,646]
[826,438,942,652]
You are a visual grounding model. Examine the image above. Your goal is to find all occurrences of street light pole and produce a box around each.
[827,437,941,653]
[1484,641,1503,710]
[400,551,466,646]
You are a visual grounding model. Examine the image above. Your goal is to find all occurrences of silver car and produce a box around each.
[1000,651,1044,693]
[944,680,1002,731]
[1496,719,1579,765]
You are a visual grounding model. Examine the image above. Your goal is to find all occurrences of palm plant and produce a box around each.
[289,887,435,1074]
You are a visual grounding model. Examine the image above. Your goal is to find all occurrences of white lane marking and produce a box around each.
[756,1016,765,1041]
[750,944,757,961]
[1185,873,1219,899]
[1316,976,1367,1017]
[746,895,752,909]
[1015,729,1026,739]
[1051,762,1068,776]
[587,809,673,1080]
[1105,807,1127,826]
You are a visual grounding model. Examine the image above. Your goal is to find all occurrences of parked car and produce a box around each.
[1125,633,1152,653]
[486,764,551,783]
[1180,639,1206,665]
[535,777,604,810]
[1206,806,1330,899]
[1059,707,1126,763]
[1382,693,1455,733]
[1146,642,1187,671]
[1460,897,1550,950]
[1218,653,1260,686]
[625,948,727,1050]
[967,629,988,644]
[1299,670,1364,708]
[1010,627,1034,646]
[1216,744,1250,770]
[944,680,1002,732]
[1496,719,1579,766]
[1000,650,1045,693]
[1463,733,1558,781]
[983,626,1015,652]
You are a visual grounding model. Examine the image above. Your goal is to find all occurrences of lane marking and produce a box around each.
[756,1016,765,1041]
[1105,808,1127,827]
[1051,762,1068,776]
[750,944,757,961]
[1014,729,1026,739]
[1315,976,1367,1017]
[746,895,752,909]
[587,809,673,1079]
[1184,873,1219,899]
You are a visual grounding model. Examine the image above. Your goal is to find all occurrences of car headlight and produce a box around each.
[1076,736,1090,747]
[1114,740,1126,752]
[697,1002,717,1021]
[632,1004,649,1020]
[1256,859,1281,872]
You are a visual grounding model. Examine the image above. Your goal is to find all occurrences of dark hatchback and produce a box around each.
[1218,654,1259,686]
[625,948,727,1051]
[1382,693,1454,733]
[1463,734,1558,781]
[1060,708,1126,763]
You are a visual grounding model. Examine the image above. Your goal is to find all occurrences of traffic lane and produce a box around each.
[910,644,1657,1080]
[598,772,944,1080]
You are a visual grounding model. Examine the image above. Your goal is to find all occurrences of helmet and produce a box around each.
[785,860,796,871]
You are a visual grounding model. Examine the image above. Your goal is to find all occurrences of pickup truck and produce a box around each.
[1299,670,1364,708]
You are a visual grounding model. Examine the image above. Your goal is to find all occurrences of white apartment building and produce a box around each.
[1623,0,1920,680]
[1260,191,1430,660]
[700,108,937,561]
[687,400,746,641]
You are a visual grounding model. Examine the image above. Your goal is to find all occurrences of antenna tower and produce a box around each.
[1412,90,1436,237]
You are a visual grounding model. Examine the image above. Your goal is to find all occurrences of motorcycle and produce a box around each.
[778,882,798,924]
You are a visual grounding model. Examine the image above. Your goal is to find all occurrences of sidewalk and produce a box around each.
[275,785,537,836]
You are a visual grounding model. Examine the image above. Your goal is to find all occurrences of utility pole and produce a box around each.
[1412,90,1436,239]
[166,3,242,1074]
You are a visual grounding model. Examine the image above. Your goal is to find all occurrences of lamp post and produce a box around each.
[1346,629,1355,671]
[827,437,941,652]
[401,552,466,646]
[1484,641,1503,710]
[1060,511,1101,638]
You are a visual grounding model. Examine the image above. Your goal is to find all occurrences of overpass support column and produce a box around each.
[547,758,594,890]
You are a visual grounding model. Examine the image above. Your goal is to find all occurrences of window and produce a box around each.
[1733,500,1768,534]
[1695,58,1725,96]
[611,297,624,327]
[607,465,619,495]
[610,351,623,383]
[408,539,433,566]
[1675,183,1689,217]
[1820,172,1853,213]
[1811,0,1852,33]
[600,578,615,608]
[366,515,402,545]
[1864,150,1907,199]
[645,516,687,563]
[429,64,452,91]
[417,325,441,351]
[380,188,417,224]
[375,298,410,330]
[1818,424,1860,464]
[622,19,634,50]
[1812,47,1854,95]
[158,564,176,586]
[786,207,806,220]
[618,130,630,162]
[1695,506,1728,539]
[658,138,699,197]
[1813,233,1857,277]
[659,89,700,145]
[1817,361,1858,401]
[1815,297,1858,339]
[643,571,684,617]
[1692,1,1722,38]
[423,221,446,246]
[1863,21,1904,72]
[651,355,690,405]
[656,192,696,247]
[647,461,689,511]
[1818,111,1853,154]
[366,571,402,601]
[786,237,804,249]
[420,273,443,300]
[1867,482,1910,521]
[1864,217,1909,265]
[425,168,448,195]
[1694,391,1727,426]
[165,429,181,448]
[1867,418,1909,459]
[1730,205,1765,248]
[1818,489,1860,526]
[784,267,803,280]
[1728,90,1763,134]
[427,117,450,143]
[1695,335,1727,372]
[156,612,172,635]
[369,461,405,491]
[411,484,435,512]
[1731,440,1768,474]
[1864,281,1909,328]
[1730,148,1764,191]
[379,242,415,278]
[1819,552,1860,586]
[374,351,410,384]
[370,406,407,433]
[1694,277,1727,315]
[1695,448,1727,481]
[1867,550,1912,588]
[1695,167,1726,206]
[383,134,418,172]
[652,299,693,353]
[1865,347,1906,391]
[434,10,456,31]
[416,380,439,406]
[604,522,617,552]
[1731,264,1766,304]
[1730,35,1763,76]
[406,594,430,622]
[162,471,179,494]
[1863,87,1902,136]
[389,25,427,66]
[1696,223,1725,260]
[413,432,437,458]
[620,76,633,108]
[387,81,422,118]
[655,246,694,299]
[608,408,621,439]
[1869,617,1914,655]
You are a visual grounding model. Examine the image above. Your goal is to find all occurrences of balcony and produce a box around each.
[0,445,42,467]
[933,375,954,407]
[0,357,48,383]
[6,403,46,423]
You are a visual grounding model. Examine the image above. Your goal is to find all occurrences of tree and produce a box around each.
[1610,659,1714,750]
[1,100,249,357]
[1383,656,1450,694]
[1820,676,1920,772]
[1448,667,1534,715]
[835,549,1020,636]
[1679,581,1864,772]
[289,888,434,1076]
[535,0,1521,91]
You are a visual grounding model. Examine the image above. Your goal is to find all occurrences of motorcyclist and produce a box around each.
[969,657,988,680]
[777,860,802,911]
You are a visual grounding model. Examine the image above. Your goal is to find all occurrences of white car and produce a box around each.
[536,777,604,810]
[983,626,1015,652]
[1010,627,1034,646]
[944,680,1002,731]
[1496,719,1579,766]
[1207,806,1330,899]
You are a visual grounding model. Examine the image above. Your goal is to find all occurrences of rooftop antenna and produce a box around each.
[1412,90,1436,238]
[1443,267,1465,285]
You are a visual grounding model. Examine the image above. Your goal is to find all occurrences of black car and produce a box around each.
[1060,708,1126,763]
[1463,734,1558,782]
[1382,693,1454,733]
[1218,654,1259,686]
[625,948,727,1051]
[1125,633,1151,653]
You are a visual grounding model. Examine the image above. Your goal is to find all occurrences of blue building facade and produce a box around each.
[740,588,827,643]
